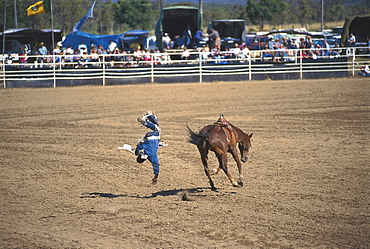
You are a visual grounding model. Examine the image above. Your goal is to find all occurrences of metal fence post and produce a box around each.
[299,49,303,80]
[2,57,5,88]
[102,54,106,86]
[199,51,202,83]
[248,54,251,81]
[151,54,154,83]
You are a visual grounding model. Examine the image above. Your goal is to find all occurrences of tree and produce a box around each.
[297,0,312,28]
[115,0,154,30]
[246,0,287,30]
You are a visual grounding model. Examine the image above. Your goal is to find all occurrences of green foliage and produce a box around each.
[115,0,154,30]
[246,0,288,30]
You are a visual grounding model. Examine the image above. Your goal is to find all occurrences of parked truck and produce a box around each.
[207,19,246,49]
[155,6,201,51]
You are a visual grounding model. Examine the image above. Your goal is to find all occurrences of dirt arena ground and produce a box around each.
[1,78,369,248]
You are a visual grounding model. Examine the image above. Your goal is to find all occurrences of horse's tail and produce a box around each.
[187,125,208,145]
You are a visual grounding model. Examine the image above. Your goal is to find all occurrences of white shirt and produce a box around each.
[108,42,117,53]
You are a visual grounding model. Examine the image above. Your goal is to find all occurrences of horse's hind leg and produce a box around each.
[198,146,217,191]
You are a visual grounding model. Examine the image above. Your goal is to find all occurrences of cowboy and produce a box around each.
[135,111,162,184]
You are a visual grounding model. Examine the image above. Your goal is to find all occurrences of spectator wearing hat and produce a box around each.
[37,42,48,65]
[162,33,174,49]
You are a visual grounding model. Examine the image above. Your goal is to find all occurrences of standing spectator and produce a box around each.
[268,37,274,50]
[108,40,117,53]
[18,47,27,68]
[184,25,192,48]
[290,38,299,49]
[323,40,330,58]
[208,29,221,51]
[347,33,356,47]
[78,42,88,54]
[89,41,96,52]
[303,36,313,49]
[194,29,207,48]
[37,42,48,65]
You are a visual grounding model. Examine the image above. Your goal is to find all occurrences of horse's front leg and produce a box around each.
[230,148,244,187]
[216,153,239,188]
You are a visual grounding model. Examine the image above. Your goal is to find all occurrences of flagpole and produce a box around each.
[50,0,56,87]
[2,0,7,88]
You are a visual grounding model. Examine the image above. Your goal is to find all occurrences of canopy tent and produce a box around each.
[119,30,151,51]
[340,15,370,47]
[0,28,63,53]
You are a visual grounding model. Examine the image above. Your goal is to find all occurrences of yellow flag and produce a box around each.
[26,1,46,16]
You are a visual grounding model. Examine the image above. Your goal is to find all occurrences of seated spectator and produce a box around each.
[133,49,143,61]
[330,42,341,57]
[66,45,74,55]
[153,48,162,63]
[241,45,250,60]
[89,47,100,64]
[358,63,370,76]
[347,33,356,47]
[129,40,141,53]
[200,47,210,62]
[274,44,287,62]
[262,44,274,61]
[5,52,13,65]
[76,51,90,68]
[112,48,122,61]
[160,49,172,64]
[313,44,324,59]
[230,44,241,59]
[63,52,74,67]
[181,48,191,60]
[162,33,174,49]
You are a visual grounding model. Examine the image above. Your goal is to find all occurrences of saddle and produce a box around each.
[213,115,233,132]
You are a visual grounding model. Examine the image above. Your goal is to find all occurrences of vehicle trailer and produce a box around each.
[155,6,201,51]
[207,19,246,49]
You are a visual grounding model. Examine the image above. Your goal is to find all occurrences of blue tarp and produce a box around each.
[62,31,121,50]
[62,30,150,50]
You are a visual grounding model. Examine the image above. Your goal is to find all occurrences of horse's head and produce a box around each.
[238,133,253,163]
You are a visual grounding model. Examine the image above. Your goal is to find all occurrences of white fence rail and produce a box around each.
[1,47,369,88]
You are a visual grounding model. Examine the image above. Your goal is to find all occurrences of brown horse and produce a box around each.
[187,115,252,191]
